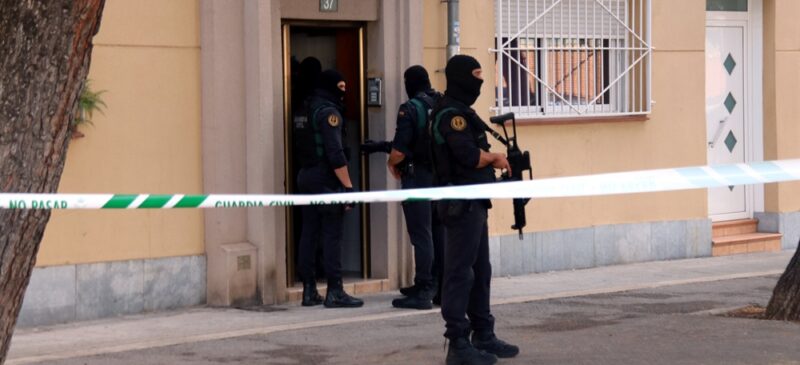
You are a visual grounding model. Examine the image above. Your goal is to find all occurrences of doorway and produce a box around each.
[705,0,763,221]
[282,23,369,285]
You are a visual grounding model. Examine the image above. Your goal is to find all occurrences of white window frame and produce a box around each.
[493,0,653,120]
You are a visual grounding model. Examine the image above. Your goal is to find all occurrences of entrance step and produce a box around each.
[712,233,782,256]
[286,278,390,302]
[712,218,782,256]
[712,218,758,238]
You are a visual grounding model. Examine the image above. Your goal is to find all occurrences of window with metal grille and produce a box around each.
[493,0,652,119]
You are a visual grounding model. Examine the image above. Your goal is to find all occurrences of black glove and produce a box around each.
[360,140,392,155]
[343,186,356,210]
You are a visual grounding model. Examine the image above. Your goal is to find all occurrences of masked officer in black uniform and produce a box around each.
[382,65,446,310]
[297,69,363,309]
[431,55,519,365]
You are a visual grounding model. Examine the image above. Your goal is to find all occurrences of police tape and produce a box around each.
[2,159,800,210]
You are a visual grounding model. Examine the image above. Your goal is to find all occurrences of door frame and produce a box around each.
[281,21,370,285]
[705,0,764,222]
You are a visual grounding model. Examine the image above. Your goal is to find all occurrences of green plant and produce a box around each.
[71,80,107,129]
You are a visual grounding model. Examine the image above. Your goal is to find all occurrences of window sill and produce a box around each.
[515,114,649,126]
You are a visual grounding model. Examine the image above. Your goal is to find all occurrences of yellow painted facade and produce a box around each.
[764,0,800,212]
[35,0,800,265]
[37,0,204,266]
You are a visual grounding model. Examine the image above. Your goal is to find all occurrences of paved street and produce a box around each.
[8,251,800,365]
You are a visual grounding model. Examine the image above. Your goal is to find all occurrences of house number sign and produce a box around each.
[320,0,338,12]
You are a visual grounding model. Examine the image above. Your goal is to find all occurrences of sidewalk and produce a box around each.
[7,251,794,365]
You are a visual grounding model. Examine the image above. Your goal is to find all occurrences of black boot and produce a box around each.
[401,278,438,297]
[446,337,497,365]
[324,285,364,308]
[301,282,323,307]
[393,282,434,310]
[392,294,433,310]
[471,331,519,358]
[399,284,419,297]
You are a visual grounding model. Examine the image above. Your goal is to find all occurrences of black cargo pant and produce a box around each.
[440,200,495,339]
[401,166,444,290]
[296,166,344,289]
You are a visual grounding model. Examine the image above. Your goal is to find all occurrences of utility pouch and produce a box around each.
[437,200,470,222]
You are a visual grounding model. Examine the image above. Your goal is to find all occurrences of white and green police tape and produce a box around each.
[2,159,800,210]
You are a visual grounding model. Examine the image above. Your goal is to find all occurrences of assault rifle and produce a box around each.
[484,112,533,240]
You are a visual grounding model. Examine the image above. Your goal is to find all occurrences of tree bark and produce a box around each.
[766,241,800,321]
[0,1,105,362]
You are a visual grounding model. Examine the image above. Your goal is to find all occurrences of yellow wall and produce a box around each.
[37,0,204,266]
[764,0,800,213]
[424,0,707,235]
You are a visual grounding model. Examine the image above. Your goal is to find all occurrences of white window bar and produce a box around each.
[493,0,653,119]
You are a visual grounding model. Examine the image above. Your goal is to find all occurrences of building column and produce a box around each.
[201,0,283,306]
[366,0,424,287]
[244,0,286,304]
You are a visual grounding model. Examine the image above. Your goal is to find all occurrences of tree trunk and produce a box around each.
[766,241,800,321]
[0,1,105,362]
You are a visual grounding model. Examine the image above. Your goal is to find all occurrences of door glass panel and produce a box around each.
[707,0,747,12]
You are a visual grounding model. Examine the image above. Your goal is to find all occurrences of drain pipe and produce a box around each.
[446,0,460,59]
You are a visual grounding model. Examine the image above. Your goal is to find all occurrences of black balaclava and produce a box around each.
[404,65,431,99]
[445,55,483,106]
[318,69,346,102]
[299,57,322,96]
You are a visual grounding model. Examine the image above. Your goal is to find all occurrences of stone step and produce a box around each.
[712,218,758,238]
[712,232,783,256]
[286,278,390,302]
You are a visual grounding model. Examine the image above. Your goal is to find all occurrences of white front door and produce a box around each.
[705,1,763,221]
[706,24,746,219]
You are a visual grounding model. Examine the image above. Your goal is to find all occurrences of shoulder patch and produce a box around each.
[398,110,405,117]
[327,114,340,127]
[450,116,467,132]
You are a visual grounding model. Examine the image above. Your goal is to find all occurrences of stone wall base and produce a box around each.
[755,211,800,250]
[488,219,712,277]
[18,255,206,328]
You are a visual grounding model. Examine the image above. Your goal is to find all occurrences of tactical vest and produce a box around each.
[405,92,438,165]
[296,102,337,168]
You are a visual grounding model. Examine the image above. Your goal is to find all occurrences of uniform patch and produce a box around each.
[328,114,340,127]
[398,111,405,117]
[450,116,467,131]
